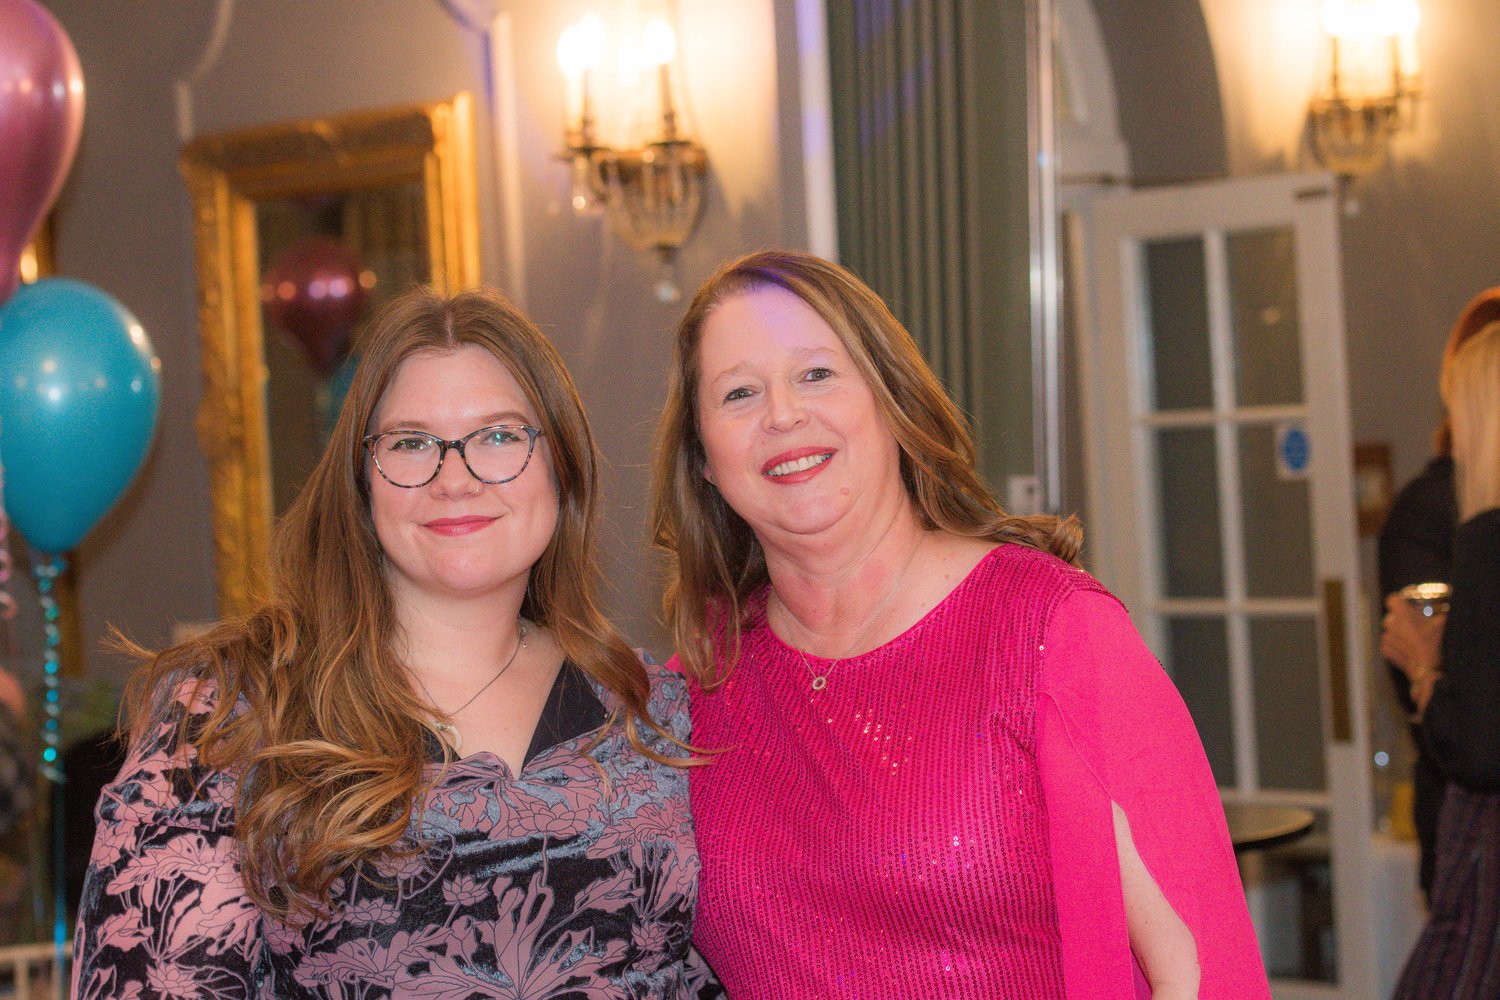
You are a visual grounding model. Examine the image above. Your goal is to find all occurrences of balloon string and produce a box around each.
[29,554,71,985]
[32,554,66,785]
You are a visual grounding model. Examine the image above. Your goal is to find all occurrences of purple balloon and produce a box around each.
[261,236,369,377]
[0,0,85,304]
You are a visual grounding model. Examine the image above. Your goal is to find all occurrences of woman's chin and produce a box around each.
[389,560,529,604]
[751,504,860,547]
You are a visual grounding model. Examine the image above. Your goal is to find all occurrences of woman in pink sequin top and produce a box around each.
[650,250,1270,999]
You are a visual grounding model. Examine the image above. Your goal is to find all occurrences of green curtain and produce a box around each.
[827,0,1034,489]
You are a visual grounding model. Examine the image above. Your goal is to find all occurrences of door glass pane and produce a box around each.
[1238,424,1314,597]
[1156,427,1223,597]
[1227,227,1304,407]
[1163,616,1236,785]
[1144,237,1212,411]
[1250,615,1326,791]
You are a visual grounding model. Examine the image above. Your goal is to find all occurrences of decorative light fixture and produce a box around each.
[557,5,708,302]
[1308,0,1422,177]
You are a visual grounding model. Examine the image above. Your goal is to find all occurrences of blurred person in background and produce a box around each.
[1384,319,1500,1000]
[1377,286,1500,898]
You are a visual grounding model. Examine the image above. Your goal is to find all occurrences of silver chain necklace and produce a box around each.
[413,618,528,753]
[776,533,924,692]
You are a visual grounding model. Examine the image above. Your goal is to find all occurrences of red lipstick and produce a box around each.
[760,447,835,484]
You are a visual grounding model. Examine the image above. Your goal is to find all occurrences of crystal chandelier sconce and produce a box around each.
[1308,0,1422,178]
[557,7,708,303]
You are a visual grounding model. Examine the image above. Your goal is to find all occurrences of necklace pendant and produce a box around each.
[434,721,462,752]
[810,675,828,692]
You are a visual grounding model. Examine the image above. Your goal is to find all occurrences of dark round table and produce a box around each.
[1223,802,1316,853]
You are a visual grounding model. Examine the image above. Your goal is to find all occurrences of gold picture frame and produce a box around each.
[180,94,480,616]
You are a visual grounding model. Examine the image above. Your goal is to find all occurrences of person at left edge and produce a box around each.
[72,286,721,999]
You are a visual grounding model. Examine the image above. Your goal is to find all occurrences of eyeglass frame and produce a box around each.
[362,423,546,489]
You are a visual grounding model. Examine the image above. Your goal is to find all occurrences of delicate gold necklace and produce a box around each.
[777,533,924,692]
[413,618,528,753]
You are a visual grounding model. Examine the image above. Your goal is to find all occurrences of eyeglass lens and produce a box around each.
[371,425,536,487]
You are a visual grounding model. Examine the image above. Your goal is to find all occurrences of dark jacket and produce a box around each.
[1422,507,1500,793]
[1377,455,1456,893]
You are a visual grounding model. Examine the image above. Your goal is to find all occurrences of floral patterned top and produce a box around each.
[72,660,720,999]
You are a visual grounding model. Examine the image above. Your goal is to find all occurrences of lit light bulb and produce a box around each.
[1321,0,1420,39]
[558,15,608,140]
[642,18,677,66]
[556,15,606,80]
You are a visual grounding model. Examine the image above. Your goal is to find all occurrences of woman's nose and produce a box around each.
[430,446,480,496]
[762,382,807,431]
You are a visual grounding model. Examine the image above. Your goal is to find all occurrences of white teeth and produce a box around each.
[766,453,832,477]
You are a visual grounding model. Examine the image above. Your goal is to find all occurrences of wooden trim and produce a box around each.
[179,95,480,616]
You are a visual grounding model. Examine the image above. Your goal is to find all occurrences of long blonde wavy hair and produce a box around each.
[1441,320,1500,521]
[649,249,1081,689]
[1432,287,1500,456]
[123,286,667,920]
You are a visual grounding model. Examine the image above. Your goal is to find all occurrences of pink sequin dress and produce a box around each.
[685,544,1269,999]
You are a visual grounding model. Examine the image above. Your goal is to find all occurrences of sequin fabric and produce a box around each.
[687,545,1098,999]
[688,544,1272,1000]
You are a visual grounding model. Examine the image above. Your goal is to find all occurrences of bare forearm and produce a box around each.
[1114,802,1201,999]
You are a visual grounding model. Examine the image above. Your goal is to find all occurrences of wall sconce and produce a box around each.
[557,7,708,303]
[1308,0,1422,177]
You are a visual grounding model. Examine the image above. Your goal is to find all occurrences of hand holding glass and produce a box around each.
[1399,582,1451,618]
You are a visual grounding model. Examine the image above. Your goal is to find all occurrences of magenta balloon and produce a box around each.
[260,236,369,378]
[0,0,85,304]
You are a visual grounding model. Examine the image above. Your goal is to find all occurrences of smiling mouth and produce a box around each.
[765,453,833,477]
[423,516,496,535]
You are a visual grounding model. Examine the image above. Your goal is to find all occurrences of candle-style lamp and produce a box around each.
[557,7,708,302]
[1308,0,1423,177]
[556,15,607,214]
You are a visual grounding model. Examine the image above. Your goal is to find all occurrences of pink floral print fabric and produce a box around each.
[72,663,718,999]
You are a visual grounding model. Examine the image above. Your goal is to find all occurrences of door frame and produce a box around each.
[1080,172,1377,1000]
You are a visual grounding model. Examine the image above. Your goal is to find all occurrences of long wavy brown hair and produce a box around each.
[649,249,1081,688]
[123,286,670,920]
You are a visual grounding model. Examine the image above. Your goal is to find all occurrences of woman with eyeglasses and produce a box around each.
[73,287,720,999]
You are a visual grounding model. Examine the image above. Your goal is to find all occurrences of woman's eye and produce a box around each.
[805,367,834,382]
[387,435,434,453]
[723,386,752,402]
[481,427,524,445]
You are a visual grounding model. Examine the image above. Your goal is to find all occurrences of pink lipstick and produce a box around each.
[423,516,495,537]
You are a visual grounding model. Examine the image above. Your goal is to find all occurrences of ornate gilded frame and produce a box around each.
[180,94,480,616]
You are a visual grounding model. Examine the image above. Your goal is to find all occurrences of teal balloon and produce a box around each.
[0,278,161,552]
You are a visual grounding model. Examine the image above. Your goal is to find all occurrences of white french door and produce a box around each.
[1081,173,1376,1000]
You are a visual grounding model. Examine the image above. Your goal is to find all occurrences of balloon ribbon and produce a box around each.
[31,553,68,968]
